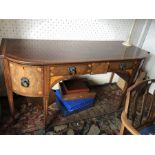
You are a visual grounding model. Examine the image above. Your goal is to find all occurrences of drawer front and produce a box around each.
[91,62,109,74]
[108,61,134,72]
[50,64,92,76]
[9,62,43,96]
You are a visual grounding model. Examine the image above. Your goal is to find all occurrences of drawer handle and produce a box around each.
[21,77,30,87]
[68,66,76,75]
[119,63,126,71]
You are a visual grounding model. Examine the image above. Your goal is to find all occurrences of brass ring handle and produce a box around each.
[68,66,76,75]
[119,63,126,71]
[21,77,30,87]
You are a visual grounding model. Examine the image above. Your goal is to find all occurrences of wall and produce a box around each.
[142,20,155,78]
[0,19,134,41]
[0,19,150,94]
[141,20,155,94]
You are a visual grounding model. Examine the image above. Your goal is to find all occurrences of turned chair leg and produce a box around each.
[120,124,125,135]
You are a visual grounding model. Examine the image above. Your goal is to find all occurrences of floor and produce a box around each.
[0,84,122,135]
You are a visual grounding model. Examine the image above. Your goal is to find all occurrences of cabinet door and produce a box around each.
[9,62,43,97]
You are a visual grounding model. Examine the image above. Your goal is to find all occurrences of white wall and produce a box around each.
[0,19,133,41]
[142,20,155,78]
[141,20,155,94]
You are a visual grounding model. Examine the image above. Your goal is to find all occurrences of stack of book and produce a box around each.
[55,79,96,116]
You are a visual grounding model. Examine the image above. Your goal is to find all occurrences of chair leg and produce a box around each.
[120,124,125,135]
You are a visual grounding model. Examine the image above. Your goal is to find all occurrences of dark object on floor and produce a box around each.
[120,79,155,135]
[62,79,90,94]
[59,78,96,101]
[59,82,96,100]
[140,125,155,135]
[55,89,95,112]
[56,93,93,117]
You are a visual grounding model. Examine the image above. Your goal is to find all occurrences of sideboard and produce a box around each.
[0,39,150,125]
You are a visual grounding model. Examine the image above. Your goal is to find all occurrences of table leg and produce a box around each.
[119,61,142,108]
[3,59,15,119]
[43,96,49,125]
[43,66,50,127]
[109,72,114,83]
[7,90,15,118]
[120,124,125,135]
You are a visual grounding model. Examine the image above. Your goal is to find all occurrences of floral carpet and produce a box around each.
[0,84,122,135]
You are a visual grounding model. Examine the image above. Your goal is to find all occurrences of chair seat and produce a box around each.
[140,125,155,135]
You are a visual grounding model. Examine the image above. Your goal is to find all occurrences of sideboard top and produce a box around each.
[0,38,149,65]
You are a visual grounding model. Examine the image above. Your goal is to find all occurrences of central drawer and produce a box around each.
[50,64,92,76]
[91,62,109,74]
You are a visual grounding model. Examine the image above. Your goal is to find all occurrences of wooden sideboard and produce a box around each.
[0,39,150,125]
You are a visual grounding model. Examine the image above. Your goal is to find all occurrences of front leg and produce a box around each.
[43,96,49,125]
[3,59,15,119]
[43,66,50,126]
[6,86,15,119]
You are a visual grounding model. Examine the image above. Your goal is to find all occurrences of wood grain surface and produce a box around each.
[0,39,149,65]
[9,62,43,97]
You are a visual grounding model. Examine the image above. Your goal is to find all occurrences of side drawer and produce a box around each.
[50,63,92,76]
[91,62,109,74]
[9,62,43,97]
[108,61,134,72]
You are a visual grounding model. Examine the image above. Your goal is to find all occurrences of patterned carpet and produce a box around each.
[0,84,122,135]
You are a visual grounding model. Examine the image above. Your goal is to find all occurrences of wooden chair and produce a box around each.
[120,79,155,135]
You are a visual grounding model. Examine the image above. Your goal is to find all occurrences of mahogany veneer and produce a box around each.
[0,38,150,125]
